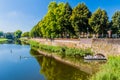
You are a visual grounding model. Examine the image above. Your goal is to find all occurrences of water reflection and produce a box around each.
[0,44,45,80]
[0,42,105,80]
[0,40,13,44]
[0,40,29,45]
[30,49,90,80]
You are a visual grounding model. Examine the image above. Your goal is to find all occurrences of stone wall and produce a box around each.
[32,38,120,57]
[92,39,120,56]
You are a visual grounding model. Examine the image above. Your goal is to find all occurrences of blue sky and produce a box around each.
[0,0,120,32]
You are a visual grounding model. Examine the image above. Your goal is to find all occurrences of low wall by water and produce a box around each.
[32,38,120,57]
[92,39,120,57]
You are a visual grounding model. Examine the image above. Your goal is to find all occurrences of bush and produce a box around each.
[65,48,93,57]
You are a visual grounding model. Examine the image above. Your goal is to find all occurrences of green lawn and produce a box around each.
[0,38,8,41]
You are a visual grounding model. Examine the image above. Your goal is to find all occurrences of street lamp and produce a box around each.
[87,27,89,38]
[117,25,119,38]
[117,16,120,38]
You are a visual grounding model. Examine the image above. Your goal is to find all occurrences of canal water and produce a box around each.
[0,43,103,80]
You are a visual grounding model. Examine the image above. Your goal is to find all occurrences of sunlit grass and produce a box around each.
[29,40,93,57]
[0,38,8,41]
[91,56,120,80]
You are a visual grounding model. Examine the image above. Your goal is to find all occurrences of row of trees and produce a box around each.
[0,30,23,39]
[30,2,120,38]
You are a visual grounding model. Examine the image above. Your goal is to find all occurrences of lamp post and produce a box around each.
[117,25,120,38]
[87,27,89,38]
[117,16,120,38]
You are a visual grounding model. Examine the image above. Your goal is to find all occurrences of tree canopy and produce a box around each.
[70,3,91,37]
[14,30,22,39]
[30,24,41,38]
[89,8,109,35]
[30,1,120,38]
[0,31,3,37]
[111,11,120,34]
[30,2,75,38]
[22,32,29,37]
[5,32,14,39]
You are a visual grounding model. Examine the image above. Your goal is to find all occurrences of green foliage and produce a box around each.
[111,11,120,34]
[30,2,75,38]
[70,3,91,37]
[14,30,22,39]
[30,24,41,38]
[89,8,109,34]
[30,40,64,54]
[5,32,14,39]
[0,38,8,41]
[30,40,93,57]
[0,38,8,44]
[65,48,93,57]
[30,2,118,38]
[44,2,65,38]
[59,2,74,37]
[22,32,29,37]
[91,56,120,80]
[0,31,3,37]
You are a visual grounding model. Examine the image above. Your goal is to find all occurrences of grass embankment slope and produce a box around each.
[30,40,120,80]
[30,40,93,57]
[91,56,120,80]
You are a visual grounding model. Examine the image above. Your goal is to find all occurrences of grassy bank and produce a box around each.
[0,38,8,44]
[30,40,93,57]
[91,56,120,80]
[0,38,8,41]
[29,40,120,80]
[20,38,30,44]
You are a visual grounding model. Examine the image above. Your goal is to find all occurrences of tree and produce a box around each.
[46,2,63,38]
[89,8,109,37]
[70,3,91,38]
[30,25,40,38]
[40,2,64,38]
[59,2,74,38]
[5,32,14,39]
[22,32,29,37]
[30,2,75,38]
[14,30,22,39]
[30,2,74,39]
[111,11,120,34]
[0,31,3,37]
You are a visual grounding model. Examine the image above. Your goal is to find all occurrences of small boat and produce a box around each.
[84,54,107,60]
